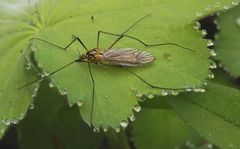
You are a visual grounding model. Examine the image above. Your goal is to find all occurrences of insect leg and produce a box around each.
[97,31,195,52]
[99,62,189,91]
[97,31,120,48]
[87,61,96,128]
[97,14,151,49]
[18,60,78,90]
[30,36,89,52]
[119,35,195,52]
[122,68,188,90]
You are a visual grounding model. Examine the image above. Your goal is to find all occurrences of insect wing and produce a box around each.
[102,48,155,66]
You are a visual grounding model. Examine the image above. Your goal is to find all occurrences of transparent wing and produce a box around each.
[102,48,155,66]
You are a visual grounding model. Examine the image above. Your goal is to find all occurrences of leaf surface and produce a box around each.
[0,0,236,130]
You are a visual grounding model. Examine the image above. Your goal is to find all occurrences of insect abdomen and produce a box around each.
[102,48,155,66]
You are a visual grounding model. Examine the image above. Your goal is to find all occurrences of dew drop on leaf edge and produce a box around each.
[133,105,141,112]
[120,120,128,128]
[11,118,18,125]
[129,114,136,121]
[115,128,120,133]
[232,0,240,5]
[103,127,108,132]
[93,127,100,133]
[76,101,83,107]
[2,118,10,126]
[161,90,168,96]
[29,103,35,110]
[135,90,143,98]
[147,93,154,99]
[196,10,202,16]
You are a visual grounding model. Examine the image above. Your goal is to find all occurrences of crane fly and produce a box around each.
[19,14,195,128]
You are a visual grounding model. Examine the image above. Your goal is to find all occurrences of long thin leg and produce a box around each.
[99,62,191,91]
[123,68,188,90]
[87,61,96,128]
[97,14,151,49]
[30,36,89,52]
[97,31,195,52]
[19,60,79,90]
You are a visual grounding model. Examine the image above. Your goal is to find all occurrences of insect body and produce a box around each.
[80,48,155,66]
[20,14,195,128]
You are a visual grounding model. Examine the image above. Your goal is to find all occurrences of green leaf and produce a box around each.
[31,0,220,129]
[215,4,240,77]
[18,81,103,149]
[0,0,235,130]
[0,0,40,138]
[0,36,36,138]
[132,108,191,149]
[168,82,240,149]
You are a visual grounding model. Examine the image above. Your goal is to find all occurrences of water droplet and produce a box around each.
[19,113,25,120]
[49,82,55,88]
[210,62,217,69]
[129,114,136,121]
[60,89,67,95]
[208,73,215,79]
[43,72,49,77]
[223,5,230,10]
[201,29,207,36]
[236,17,240,26]
[93,127,100,133]
[76,101,83,107]
[171,90,179,96]
[207,40,214,47]
[103,127,108,132]
[210,50,217,56]
[32,91,37,97]
[185,88,192,92]
[233,0,240,5]
[147,93,154,99]
[25,63,31,70]
[133,105,141,112]
[11,118,18,124]
[213,19,218,25]
[29,103,34,110]
[120,120,128,128]
[33,83,40,90]
[208,143,213,149]
[193,88,206,93]
[193,21,201,29]
[161,90,168,96]
[2,119,10,126]
[196,10,202,16]
[203,81,208,86]
[115,128,120,133]
[135,91,143,98]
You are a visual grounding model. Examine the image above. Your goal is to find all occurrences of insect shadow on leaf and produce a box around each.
[19,14,196,128]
